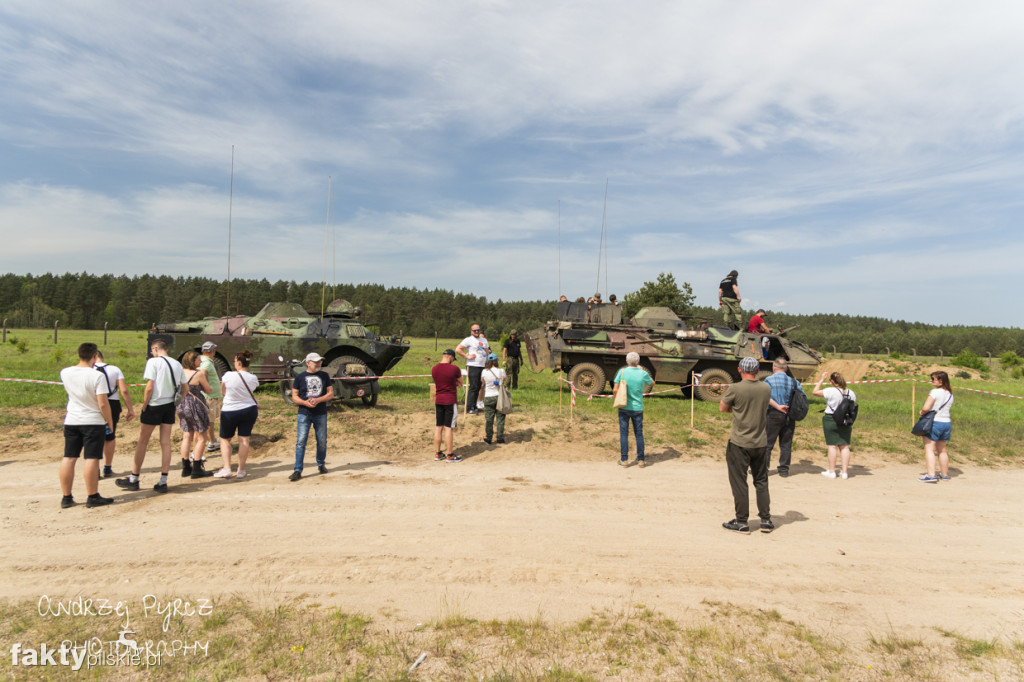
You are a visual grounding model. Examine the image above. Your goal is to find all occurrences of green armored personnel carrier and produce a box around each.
[524,301,821,401]
[147,299,409,406]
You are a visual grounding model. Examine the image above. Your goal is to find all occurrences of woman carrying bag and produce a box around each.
[214,350,259,479]
[812,371,856,479]
[481,354,508,445]
[612,352,654,467]
[917,371,954,483]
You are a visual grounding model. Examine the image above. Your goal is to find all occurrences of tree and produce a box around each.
[622,272,695,318]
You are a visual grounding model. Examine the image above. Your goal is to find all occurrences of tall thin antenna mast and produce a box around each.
[604,186,609,297]
[320,177,332,323]
[596,178,608,295]
[331,180,336,301]
[226,145,234,316]
[557,200,561,299]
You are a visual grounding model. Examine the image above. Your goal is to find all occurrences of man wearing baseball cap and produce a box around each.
[431,349,463,462]
[719,356,773,534]
[289,352,333,481]
[199,341,222,453]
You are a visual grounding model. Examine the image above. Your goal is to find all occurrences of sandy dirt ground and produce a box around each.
[2,404,1022,650]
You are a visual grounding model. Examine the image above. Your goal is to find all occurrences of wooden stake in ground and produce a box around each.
[912,381,916,425]
[690,373,699,430]
[559,375,563,415]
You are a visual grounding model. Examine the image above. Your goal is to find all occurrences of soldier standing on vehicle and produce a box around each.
[502,330,523,390]
[457,324,489,414]
[200,341,222,454]
[718,270,742,331]
[289,352,334,481]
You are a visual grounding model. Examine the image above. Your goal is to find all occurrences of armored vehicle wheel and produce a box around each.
[328,355,369,378]
[756,369,771,381]
[361,392,378,407]
[213,355,230,380]
[568,362,607,395]
[695,367,734,402]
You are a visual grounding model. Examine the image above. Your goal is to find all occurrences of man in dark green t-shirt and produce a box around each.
[719,356,773,534]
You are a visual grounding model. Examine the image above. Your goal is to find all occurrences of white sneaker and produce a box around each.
[213,468,234,479]
[839,472,849,480]
[234,470,247,479]
[821,470,837,479]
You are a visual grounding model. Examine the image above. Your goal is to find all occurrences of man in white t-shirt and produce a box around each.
[59,343,115,509]
[95,350,135,478]
[457,324,489,414]
[117,339,186,494]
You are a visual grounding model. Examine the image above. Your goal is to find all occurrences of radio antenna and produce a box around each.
[320,176,333,323]
[595,178,608,296]
[225,145,234,317]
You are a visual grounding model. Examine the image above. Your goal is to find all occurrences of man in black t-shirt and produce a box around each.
[718,270,743,330]
[502,330,523,390]
[289,352,334,481]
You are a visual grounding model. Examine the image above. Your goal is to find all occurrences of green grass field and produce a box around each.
[3,329,1021,465]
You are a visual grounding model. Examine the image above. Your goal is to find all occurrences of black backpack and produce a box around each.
[833,390,858,427]
[788,382,809,421]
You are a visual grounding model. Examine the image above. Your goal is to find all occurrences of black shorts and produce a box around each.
[434,404,458,429]
[105,400,122,441]
[220,406,259,439]
[64,424,105,459]
[140,401,176,426]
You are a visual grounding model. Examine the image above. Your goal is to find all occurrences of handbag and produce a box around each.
[612,370,629,408]
[163,357,184,407]
[911,395,951,437]
[497,383,513,415]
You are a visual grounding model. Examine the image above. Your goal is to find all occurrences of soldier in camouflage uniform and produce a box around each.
[502,330,523,390]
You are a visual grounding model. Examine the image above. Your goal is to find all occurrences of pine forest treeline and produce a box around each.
[1,272,1022,357]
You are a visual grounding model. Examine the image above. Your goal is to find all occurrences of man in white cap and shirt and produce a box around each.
[199,341,223,453]
[289,352,334,481]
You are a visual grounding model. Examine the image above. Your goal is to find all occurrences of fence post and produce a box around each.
[2,318,5,344]
[858,345,863,358]
[832,345,836,357]
[104,322,108,345]
[54,320,59,344]
[435,332,438,351]
[939,349,943,361]
[885,347,890,357]
[987,352,992,366]
[912,348,916,360]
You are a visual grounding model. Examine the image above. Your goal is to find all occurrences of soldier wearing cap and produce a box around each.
[502,329,523,390]
[199,341,223,452]
[289,352,334,481]
[719,356,774,534]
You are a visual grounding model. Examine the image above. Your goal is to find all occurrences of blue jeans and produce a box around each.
[618,409,645,461]
[294,412,327,471]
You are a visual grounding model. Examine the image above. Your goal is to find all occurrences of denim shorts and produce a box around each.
[929,421,952,442]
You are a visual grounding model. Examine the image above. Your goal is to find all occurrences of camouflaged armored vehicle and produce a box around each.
[147,299,409,406]
[524,301,822,401]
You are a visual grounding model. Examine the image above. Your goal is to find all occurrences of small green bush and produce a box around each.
[999,351,1022,368]
[7,335,17,345]
[955,369,972,379]
[15,338,28,354]
[890,351,907,360]
[951,349,985,371]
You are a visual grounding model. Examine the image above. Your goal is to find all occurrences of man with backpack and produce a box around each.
[763,358,807,478]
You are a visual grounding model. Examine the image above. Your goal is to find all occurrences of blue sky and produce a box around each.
[2,1,1023,327]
